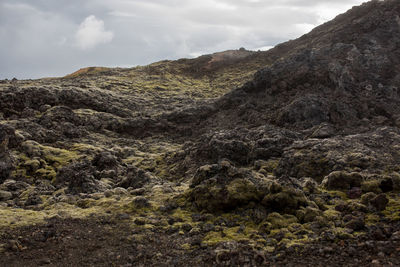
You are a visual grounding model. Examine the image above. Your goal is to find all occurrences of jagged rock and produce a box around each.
[345,216,365,231]
[0,190,12,201]
[361,192,378,205]
[379,177,394,192]
[188,160,269,212]
[133,196,150,208]
[370,194,389,211]
[92,152,120,171]
[0,179,29,192]
[261,182,308,214]
[117,167,152,189]
[0,125,16,183]
[276,128,400,181]
[56,161,107,194]
[347,187,363,199]
[322,171,364,191]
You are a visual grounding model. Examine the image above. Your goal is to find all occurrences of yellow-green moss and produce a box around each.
[361,180,382,194]
[203,226,255,245]
[265,212,298,230]
[226,179,260,203]
[365,214,380,225]
[382,195,400,221]
[323,208,341,220]
[14,142,81,181]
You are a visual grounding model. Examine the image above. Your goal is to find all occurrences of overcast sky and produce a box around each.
[0,0,366,79]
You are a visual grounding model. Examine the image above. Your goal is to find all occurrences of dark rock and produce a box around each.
[181,223,192,232]
[361,192,377,205]
[92,152,120,171]
[322,171,364,191]
[117,167,152,189]
[56,161,107,194]
[348,187,363,199]
[0,190,12,201]
[262,183,308,214]
[345,217,365,231]
[134,218,146,225]
[370,194,389,211]
[133,196,150,208]
[202,223,215,232]
[188,160,269,212]
[379,177,394,193]
[24,194,43,206]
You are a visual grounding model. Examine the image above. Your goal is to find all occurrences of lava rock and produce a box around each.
[322,171,364,191]
[370,194,389,211]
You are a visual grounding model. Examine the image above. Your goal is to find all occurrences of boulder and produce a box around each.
[322,171,364,191]
[188,160,269,212]
[0,190,12,201]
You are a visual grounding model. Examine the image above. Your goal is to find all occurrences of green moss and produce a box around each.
[40,145,80,168]
[332,227,354,240]
[35,166,57,181]
[181,243,192,250]
[264,212,298,230]
[278,235,311,248]
[226,179,260,203]
[361,180,382,194]
[14,142,81,181]
[262,186,307,214]
[203,226,254,245]
[323,208,341,221]
[296,207,322,223]
[322,189,348,200]
[382,195,400,221]
[365,214,380,225]
[172,208,194,223]
[258,159,279,175]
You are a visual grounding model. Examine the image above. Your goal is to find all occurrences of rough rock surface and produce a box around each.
[1,0,400,266]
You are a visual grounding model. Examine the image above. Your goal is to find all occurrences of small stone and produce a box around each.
[181,223,192,232]
[133,196,150,208]
[104,190,113,197]
[390,231,400,241]
[370,194,389,211]
[202,223,215,232]
[38,258,51,265]
[130,188,146,195]
[134,218,146,225]
[371,259,380,266]
[348,246,357,256]
[345,217,365,231]
[0,190,12,201]
[348,187,362,199]
[116,213,130,220]
[112,187,128,195]
[323,247,334,254]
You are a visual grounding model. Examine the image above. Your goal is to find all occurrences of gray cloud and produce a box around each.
[0,0,366,79]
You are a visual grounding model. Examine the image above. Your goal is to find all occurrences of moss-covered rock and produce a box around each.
[361,180,382,194]
[261,182,308,214]
[296,207,322,223]
[264,212,298,230]
[188,160,269,212]
[321,171,364,191]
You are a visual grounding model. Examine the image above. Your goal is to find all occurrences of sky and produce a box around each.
[0,0,367,79]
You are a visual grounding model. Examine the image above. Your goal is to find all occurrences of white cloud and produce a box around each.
[75,15,113,50]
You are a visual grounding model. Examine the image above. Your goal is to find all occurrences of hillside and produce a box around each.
[1,0,400,266]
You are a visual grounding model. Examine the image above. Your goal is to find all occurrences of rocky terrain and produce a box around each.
[1,0,400,266]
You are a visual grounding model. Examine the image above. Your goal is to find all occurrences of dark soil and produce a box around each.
[2,217,400,267]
